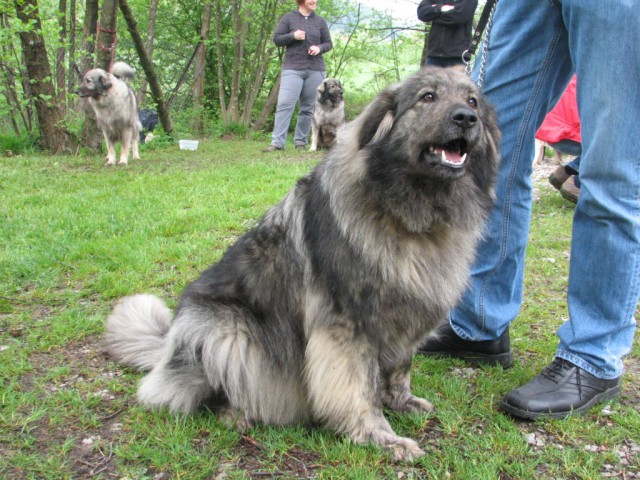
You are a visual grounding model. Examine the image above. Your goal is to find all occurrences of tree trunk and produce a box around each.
[78,0,98,75]
[0,14,31,134]
[118,0,173,134]
[252,72,280,132]
[240,0,278,126]
[213,0,228,121]
[96,0,119,70]
[67,0,77,98]
[136,0,158,106]
[214,0,279,128]
[0,59,24,135]
[226,0,249,123]
[192,1,212,135]
[57,0,67,112]
[14,0,73,153]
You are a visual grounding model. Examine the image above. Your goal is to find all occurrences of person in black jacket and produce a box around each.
[417,0,478,68]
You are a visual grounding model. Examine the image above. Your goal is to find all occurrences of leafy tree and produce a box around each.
[13,0,73,152]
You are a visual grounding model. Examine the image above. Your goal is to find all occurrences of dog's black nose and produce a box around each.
[452,108,478,129]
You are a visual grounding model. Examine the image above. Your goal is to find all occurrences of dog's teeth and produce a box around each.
[460,153,467,163]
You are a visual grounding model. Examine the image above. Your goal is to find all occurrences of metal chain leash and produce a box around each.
[465,0,498,88]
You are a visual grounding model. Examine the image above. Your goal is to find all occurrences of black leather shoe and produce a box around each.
[501,358,621,420]
[417,322,513,368]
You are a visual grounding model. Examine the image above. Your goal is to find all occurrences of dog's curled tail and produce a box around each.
[111,61,136,82]
[104,294,171,371]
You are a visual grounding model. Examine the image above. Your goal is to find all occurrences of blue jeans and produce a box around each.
[271,69,325,148]
[451,0,640,379]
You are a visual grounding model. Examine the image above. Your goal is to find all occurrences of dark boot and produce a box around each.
[501,358,621,420]
[417,322,514,368]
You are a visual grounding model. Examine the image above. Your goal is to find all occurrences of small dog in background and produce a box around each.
[310,78,345,151]
[138,109,159,144]
[77,61,141,166]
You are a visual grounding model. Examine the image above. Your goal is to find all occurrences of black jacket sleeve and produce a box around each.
[418,0,477,26]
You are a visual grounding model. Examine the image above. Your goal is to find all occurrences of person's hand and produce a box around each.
[308,45,320,56]
[441,4,454,12]
[293,30,306,41]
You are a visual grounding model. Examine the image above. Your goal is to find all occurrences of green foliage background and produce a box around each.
[0,0,426,147]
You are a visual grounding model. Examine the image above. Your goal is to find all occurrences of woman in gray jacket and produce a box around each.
[263,0,332,152]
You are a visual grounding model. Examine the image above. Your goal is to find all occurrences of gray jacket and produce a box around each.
[273,10,332,71]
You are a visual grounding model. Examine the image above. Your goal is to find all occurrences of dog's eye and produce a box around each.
[421,92,436,103]
[467,97,478,108]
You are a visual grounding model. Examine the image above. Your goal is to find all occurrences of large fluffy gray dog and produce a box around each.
[78,62,141,166]
[104,67,500,461]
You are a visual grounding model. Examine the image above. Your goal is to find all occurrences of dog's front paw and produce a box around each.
[384,391,434,414]
[217,406,253,433]
[404,395,434,414]
[385,435,425,462]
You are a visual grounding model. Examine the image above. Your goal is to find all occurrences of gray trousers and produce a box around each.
[271,69,326,148]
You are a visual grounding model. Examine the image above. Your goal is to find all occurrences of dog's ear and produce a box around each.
[357,88,396,149]
[99,73,112,91]
[317,81,326,94]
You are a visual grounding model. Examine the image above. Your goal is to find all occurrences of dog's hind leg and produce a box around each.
[138,358,212,413]
[305,327,425,461]
[139,306,309,426]
[119,129,133,165]
[104,134,117,166]
[131,132,140,161]
[198,315,309,427]
[136,320,213,413]
[132,121,141,160]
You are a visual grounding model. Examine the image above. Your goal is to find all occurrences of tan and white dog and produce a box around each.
[78,62,141,166]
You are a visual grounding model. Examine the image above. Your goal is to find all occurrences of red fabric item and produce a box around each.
[535,76,581,144]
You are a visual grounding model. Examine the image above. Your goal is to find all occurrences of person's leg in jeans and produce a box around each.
[417,1,571,366]
[556,0,639,379]
[450,0,573,342]
[502,0,639,417]
[271,70,305,149]
[293,70,325,147]
[421,0,639,418]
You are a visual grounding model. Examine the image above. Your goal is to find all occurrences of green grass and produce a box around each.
[0,142,638,479]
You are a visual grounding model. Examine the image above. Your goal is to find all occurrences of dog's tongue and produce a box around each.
[435,147,466,167]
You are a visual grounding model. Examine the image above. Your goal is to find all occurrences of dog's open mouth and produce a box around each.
[422,139,469,168]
